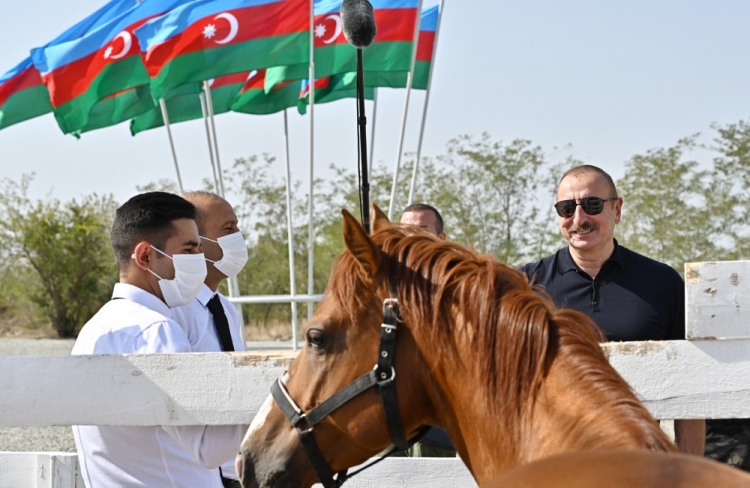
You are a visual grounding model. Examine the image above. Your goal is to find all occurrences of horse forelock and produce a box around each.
[326,225,672,452]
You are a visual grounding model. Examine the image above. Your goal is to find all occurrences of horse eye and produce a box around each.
[306,329,326,348]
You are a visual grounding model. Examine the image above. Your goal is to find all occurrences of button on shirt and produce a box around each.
[171,284,246,481]
[520,241,685,342]
[71,283,246,488]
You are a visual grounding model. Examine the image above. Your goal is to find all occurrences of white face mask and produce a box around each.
[201,231,248,278]
[147,246,207,308]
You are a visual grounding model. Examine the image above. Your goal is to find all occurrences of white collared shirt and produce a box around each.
[72,283,246,488]
[171,284,246,480]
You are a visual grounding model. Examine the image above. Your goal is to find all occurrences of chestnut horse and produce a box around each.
[237,206,750,488]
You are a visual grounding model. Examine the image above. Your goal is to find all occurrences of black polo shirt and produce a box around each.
[520,241,685,342]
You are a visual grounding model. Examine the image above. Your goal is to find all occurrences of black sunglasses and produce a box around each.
[554,197,618,218]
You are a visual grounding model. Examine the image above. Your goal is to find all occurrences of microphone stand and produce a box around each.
[356,48,371,234]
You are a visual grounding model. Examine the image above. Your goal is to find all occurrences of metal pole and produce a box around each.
[203,81,226,197]
[368,88,378,182]
[387,0,424,220]
[283,110,300,351]
[408,0,445,205]
[307,0,316,322]
[159,98,184,193]
[199,92,221,194]
[203,82,243,341]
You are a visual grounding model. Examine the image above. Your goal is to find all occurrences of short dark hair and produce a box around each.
[401,203,444,234]
[111,192,196,268]
[559,165,618,198]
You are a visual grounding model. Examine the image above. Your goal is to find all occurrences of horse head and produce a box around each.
[237,205,442,488]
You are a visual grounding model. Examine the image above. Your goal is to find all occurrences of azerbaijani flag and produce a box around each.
[0,0,139,132]
[80,86,157,135]
[130,75,245,135]
[229,69,299,115]
[325,4,439,91]
[264,0,419,90]
[135,0,309,101]
[32,0,196,135]
[296,73,374,115]
[0,60,50,131]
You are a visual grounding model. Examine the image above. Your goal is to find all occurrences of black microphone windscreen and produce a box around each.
[340,0,377,49]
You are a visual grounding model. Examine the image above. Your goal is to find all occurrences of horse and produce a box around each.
[236,205,750,488]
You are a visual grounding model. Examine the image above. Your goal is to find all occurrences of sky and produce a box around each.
[1,0,749,206]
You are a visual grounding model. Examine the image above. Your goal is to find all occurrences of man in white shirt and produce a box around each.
[172,191,249,488]
[72,192,247,488]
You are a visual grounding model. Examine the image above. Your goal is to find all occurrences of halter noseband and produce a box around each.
[270,277,428,487]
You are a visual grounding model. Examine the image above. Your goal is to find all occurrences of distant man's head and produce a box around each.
[400,203,446,240]
[182,191,243,290]
[555,165,622,258]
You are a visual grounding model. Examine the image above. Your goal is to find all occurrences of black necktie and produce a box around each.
[207,295,235,352]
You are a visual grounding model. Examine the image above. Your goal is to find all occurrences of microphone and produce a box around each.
[340,0,377,49]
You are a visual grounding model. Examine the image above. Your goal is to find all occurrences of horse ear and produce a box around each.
[370,204,391,234]
[342,209,381,277]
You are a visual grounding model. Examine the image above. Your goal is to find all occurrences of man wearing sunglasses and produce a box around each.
[520,164,705,456]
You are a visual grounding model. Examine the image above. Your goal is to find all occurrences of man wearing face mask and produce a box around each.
[71,192,248,488]
[171,191,248,488]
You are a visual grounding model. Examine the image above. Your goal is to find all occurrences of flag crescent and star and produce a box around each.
[321,14,343,44]
[213,13,239,44]
[106,31,132,60]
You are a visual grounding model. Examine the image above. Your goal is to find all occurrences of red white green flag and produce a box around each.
[32,0,196,134]
[264,0,419,90]
[297,73,375,115]
[230,70,299,115]
[135,0,309,101]
[129,75,242,135]
[0,0,139,132]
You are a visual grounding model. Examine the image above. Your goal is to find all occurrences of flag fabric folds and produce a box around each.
[32,0,196,135]
[0,0,137,132]
[297,73,374,115]
[264,0,418,90]
[0,60,50,131]
[230,70,299,115]
[130,75,243,135]
[135,0,310,101]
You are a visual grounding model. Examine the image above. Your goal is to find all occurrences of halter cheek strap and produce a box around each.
[270,284,428,488]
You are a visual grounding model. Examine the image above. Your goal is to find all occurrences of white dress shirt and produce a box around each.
[72,283,246,488]
[171,284,246,480]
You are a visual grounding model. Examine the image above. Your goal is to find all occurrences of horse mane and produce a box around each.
[328,224,674,453]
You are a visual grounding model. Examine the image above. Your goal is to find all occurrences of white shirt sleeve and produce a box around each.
[161,424,249,469]
[132,320,193,353]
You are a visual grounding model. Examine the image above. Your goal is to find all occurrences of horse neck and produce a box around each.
[414,324,675,485]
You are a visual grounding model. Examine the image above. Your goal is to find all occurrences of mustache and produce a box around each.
[568,222,597,234]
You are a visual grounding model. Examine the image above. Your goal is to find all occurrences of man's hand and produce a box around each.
[674,419,705,455]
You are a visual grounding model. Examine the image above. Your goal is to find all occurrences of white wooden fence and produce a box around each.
[1,261,748,487]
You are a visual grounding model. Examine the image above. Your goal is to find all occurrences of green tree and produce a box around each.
[0,175,118,337]
[616,136,716,272]
[710,119,750,259]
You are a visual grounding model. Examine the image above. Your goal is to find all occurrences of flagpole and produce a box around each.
[202,81,243,341]
[283,109,300,351]
[203,81,226,197]
[387,0,424,220]
[159,98,184,193]
[307,0,316,323]
[408,0,444,205]
[368,88,378,182]
[199,91,221,194]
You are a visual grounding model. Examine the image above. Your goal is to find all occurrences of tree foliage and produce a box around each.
[0,175,118,337]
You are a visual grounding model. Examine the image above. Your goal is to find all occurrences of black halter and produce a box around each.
[270,278,428,488]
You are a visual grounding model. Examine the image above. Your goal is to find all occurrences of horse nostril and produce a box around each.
[235,454,244,483]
